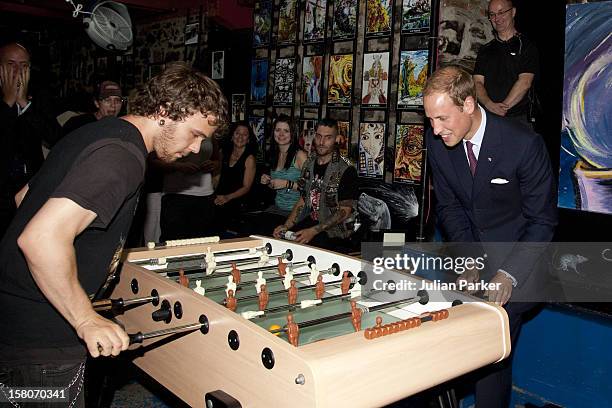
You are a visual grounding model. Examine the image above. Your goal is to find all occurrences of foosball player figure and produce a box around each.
[287,313,300,347]
[350,300,363,331]
[374,316,384,338]
[277,257,287,276]
[288,279,298,305]
[230,262,241,285]
[258,284,269,311]
[178,268,189,287]
[315,274,325,300]
[341,271,351,295]
[226,289,237,312]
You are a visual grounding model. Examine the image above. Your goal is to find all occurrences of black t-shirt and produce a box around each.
[473,34,538,115]
[0,117,147,359]
[308,162,358,221]
[62,113,97,136]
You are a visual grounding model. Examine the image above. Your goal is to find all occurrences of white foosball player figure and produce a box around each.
[225,275,237,297]
[206,259,217,275]
[194,280,206,296]
[255,271,266,294]
[258,251,269,267]
[309,263,319,285]
[283,268,294,290]
[205,247,215,263]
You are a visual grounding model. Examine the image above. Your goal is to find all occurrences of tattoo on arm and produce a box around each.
[316,207,350,233]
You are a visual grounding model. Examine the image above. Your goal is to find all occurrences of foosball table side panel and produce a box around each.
[301,303,511,408]
[113,264,319,408]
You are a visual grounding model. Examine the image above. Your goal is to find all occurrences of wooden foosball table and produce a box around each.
[110,236,510,407]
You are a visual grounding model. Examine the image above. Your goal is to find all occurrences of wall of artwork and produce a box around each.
[247,0,437,234]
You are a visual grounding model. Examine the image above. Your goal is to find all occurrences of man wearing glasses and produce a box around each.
[62,80,126,135]
[473,0,538,125]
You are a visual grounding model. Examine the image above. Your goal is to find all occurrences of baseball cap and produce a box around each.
[97,81,122,99]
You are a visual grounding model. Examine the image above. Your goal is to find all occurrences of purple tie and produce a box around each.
[465,140,477,176]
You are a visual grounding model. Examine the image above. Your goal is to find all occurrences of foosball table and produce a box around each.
[109,236,510,408]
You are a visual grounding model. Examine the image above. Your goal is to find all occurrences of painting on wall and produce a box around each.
[249,116,266,162]
[278,0,298,44]
[327,54,353,107]
[299,119,317,154]
[304,0,327,43]
[333,0,358,40]
[212,51,224,80]
[394,124,424,183]
[361,51,390,108]
[185,23,199,45]
[302,55,323,106]
[231,94,246,122]
[558,2,612,215]
[397,49,428,108]
[401,0,431,34]
[250,59,268,106]
[253,0,272,47]
[358,122,386,179]
[337,121,351,158]
[366,0,393,38]
[273,58,295,106]
[436,0,493,71]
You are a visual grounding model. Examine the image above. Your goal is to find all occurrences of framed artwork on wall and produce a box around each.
[401,0,431,34]
[253,0,272,47]
[361,51,390,108]
[250,59,269,106]
[366,0,393,38]
[394,124,424,183]
[273,58,295,106]
[358,122,386,179]
[397,49,429,108]
[327,54,354,107]
[302,55,323,106]
[277,0,299,45]
[303,0,327,43]
[332,0,359,41]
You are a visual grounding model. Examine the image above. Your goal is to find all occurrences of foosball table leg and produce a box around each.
[204,390,242,408]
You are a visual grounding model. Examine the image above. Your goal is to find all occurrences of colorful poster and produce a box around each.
[366,0,393,37]
[327,54,353,107]
[253,1,272,47]
[299,119,317,154]
[358,122,386,179]
[250,59,268,106]
[397,50,428,108]
[273,58,295,106]
[361,52,390,107]
[278,0,298,44]
[333,0,358,40]
[302,55,323,106]
[558,2,612,215]
[401,0,431,34]
[249,116,266,162]
[436,0,494,71]
[337,121,351,158]
[304,0,327,43]
[394,124,424,183]
[231,94,246,122]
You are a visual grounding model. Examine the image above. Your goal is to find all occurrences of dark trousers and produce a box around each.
[0,359,86,408]
[160,194,217,241]
[474,302,537,408]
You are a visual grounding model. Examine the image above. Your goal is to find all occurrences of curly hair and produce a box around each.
[131,62,228,130]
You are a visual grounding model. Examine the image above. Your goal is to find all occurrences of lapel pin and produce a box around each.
[487,157,492,162]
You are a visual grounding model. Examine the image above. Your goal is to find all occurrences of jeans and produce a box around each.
[0,360,85,408]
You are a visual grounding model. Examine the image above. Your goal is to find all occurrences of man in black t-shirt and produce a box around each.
[0,62,227,406]
[273,118,358,250]
[473,0,538,124]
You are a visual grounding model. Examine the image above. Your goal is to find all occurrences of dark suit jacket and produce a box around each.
[427,113,557,297]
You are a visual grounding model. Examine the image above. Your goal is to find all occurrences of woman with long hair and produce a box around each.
[258,114,307,235]
[214,121,257,234]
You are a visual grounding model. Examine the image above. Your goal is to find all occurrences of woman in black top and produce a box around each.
[214,121,257,234]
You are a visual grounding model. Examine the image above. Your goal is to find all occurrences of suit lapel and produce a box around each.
[473,117,502,199]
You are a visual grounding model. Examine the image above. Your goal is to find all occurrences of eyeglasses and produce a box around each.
[487,7,512,20]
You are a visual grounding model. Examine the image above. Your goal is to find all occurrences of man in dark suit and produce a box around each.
[424,65,557,407]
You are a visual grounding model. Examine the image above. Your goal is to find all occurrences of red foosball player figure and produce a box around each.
[287,313,300,347]
[226,289,237,312]
[178,268,189,288]
[231,263,241,285]
[350,301,363,332]
[277,257,287,276]
[341,271,351,295]
[258,284,269,311]
[374,316,383,338]
[315,274,325,300]
[288,279,298,305]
